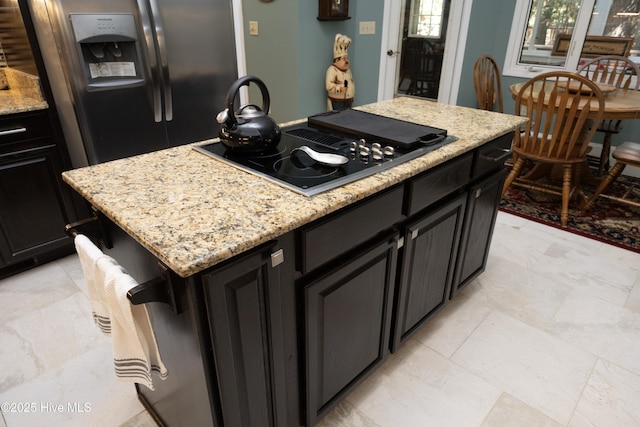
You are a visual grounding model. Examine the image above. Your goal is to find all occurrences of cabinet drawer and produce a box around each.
[0,111,52,145]
[299,185,404,273]
[406,153,472,216]
[472,131,514,178]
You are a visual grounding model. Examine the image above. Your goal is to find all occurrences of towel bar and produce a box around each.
[127,263,180,314]
[65,211,113,249]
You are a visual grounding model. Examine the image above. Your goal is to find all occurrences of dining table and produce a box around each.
[507,79,640,208]
[508,80,640,120]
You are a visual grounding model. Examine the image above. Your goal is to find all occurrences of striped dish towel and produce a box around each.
[74,234,168,390]
[102,258,168,390]
[75,234,115,333]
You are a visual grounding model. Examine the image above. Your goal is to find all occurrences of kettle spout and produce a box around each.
[216,108,233,127]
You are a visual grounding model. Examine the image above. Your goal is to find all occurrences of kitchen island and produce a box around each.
[62,97,527,426]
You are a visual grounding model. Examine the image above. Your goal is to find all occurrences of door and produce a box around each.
[392,193,466,351]
[379,0,473,104]
[203,241,288,427]
[451,169,506,297]
[0,141,73,265]
[30,0,238,164]
[153,0,238,147]
[304,232,399,426]
[38,0,170,164]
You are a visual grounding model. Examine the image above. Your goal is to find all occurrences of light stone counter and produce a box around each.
[0,90,48,114]
[0,68,48,115]
[62,97,527,277]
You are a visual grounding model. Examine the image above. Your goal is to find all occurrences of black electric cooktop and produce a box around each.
[194,110,457,197]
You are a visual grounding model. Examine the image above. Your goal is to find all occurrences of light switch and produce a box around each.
[249,21,259,36]
[359,21,375,35]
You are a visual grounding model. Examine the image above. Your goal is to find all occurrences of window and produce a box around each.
[504,0,640,78]
[408,0,445,38]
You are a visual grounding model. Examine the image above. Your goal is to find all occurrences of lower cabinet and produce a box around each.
[303,231,399,426]
[203,240,291,427]
[452,169,507,297]
[0,142,74,269]
[0,109,83,276]
[392,193,467,350]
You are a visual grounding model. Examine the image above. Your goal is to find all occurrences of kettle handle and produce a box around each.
[224,75,271,127]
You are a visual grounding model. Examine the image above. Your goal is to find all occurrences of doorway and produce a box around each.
[396,0,451,99]
[378,0,473,105]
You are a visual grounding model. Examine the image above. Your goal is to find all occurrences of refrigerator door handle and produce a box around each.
[149,0,173,121]
[136,0,163,122]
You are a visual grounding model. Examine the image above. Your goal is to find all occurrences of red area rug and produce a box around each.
[499,174,640,254]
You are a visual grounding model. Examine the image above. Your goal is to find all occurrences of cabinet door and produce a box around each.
[451,169,506,297]
[202,241,288,427]
[305,232,399,426]
[392,193,466,351]
[0,143,71,266]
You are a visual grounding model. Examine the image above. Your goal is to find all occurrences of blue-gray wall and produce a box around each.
[242,0,383,123]
[242,0,638,145]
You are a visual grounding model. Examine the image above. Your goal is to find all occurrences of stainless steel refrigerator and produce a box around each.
[26,0,238,165]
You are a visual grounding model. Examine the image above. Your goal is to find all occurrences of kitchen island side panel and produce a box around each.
[101,219,220,427]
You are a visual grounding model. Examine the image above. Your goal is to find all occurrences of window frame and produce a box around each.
[408,0,445,39]
[503,0,600,78]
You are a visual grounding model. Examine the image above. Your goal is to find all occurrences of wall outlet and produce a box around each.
[359,21,375,35]
[249,21,259,36]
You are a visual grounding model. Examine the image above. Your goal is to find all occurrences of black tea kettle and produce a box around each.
[216,75,281,151]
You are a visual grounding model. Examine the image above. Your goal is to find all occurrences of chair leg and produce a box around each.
[583,162,626,212]
[597,131,613,177]
[560,164,572,227]
[502,158,525,198]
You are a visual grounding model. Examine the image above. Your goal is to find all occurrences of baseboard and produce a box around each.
[589,142,640,178]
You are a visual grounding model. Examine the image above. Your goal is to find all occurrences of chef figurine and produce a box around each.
[326,33,355,110]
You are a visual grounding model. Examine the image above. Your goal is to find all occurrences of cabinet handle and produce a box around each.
[0,127,27,136]
[271,249,284,267]
[481,148,511,163]
[475,188,482,199]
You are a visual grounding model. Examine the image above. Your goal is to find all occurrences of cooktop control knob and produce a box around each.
[349,141,358,152]
[372,147,383,161]
[383,146,395,157]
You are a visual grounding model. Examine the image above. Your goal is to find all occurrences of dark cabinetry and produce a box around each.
[452,132,513,297]
[89,132,513,427]
[0,111,77,273]
[0,0,82,276]
[296,134,512,425]
[452,170,506,297]
[203,240,291,427]
[393,193,466,350]
[304,231,399,426]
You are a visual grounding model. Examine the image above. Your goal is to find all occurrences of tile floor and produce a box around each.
[1,211,639,427]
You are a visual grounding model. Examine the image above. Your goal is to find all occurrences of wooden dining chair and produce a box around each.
[583,141,640,211]
[577,55,640,176]
[502,71,605,227]
[473,55,503,113]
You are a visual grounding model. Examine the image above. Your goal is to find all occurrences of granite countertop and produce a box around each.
[0,89,48,115]
[0,68,48,115]
[62,97,527,277]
